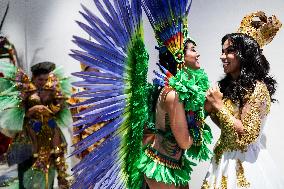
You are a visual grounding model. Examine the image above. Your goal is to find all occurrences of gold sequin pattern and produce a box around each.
[201,176,228,189]
[238,83,270,148]
[215,106,235,129]
[32,146,51,173]
[214,82,270,164]
[13,69,36,93]
[214,100,239,163]
[201,180,210,189]
[236,159,250,188]
[49,104,61,113]
[54,145,70,188]
[221,176,228,189]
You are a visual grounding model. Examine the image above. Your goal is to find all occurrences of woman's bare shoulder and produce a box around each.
[160,87,181,111]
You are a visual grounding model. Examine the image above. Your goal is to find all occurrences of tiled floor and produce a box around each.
[0,162,63,189]
[0,163,18,188]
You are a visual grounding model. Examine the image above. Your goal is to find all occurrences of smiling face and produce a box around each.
[220,39,241,79]
[184,42,200,70]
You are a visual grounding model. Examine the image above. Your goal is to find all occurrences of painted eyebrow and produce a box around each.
[222,45,233,52]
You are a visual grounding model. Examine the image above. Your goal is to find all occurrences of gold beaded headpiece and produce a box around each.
[237,11,282,48]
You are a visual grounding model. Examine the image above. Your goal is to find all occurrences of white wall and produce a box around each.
[1,0,284,188]
[1,0,95,75]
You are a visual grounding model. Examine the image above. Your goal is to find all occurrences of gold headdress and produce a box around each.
[237,11,282,48]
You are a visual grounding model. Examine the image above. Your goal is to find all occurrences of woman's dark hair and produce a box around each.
[219,33,277,105]
[32,68,50,77]
[159,48,178,76]
[183,38,196,54]
[158,38,196,76]
[31,62,55,77]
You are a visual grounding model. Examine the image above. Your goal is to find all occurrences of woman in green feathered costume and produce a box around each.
[0,61,72,189]
[136,38,213,189]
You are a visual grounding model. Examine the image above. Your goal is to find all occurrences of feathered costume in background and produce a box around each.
[0,3,18,67]
[0,2,14,158]
[0,62,72,135]
[0,62,72,189]
[70,1,149,188]
[70,0,212,188]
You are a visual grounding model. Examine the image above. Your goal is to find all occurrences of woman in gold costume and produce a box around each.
[201,11,284,189]
[0,61,72,189]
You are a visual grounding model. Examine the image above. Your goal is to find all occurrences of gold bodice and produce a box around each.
[24,73,65,154]
[213,82,271,163]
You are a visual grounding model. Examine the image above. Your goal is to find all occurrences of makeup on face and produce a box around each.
[33,73,49,88]
[184,43,200,70]
[220,39,241,79]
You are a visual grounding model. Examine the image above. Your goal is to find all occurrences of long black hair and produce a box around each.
[158,48,178,76]
[219,33,277,105]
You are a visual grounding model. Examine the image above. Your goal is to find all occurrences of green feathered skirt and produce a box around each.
[135,146,196,187]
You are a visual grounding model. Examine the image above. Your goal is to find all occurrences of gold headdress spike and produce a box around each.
[237,11,282,48]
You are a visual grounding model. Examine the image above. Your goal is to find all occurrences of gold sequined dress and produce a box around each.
[201,82,284,189]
